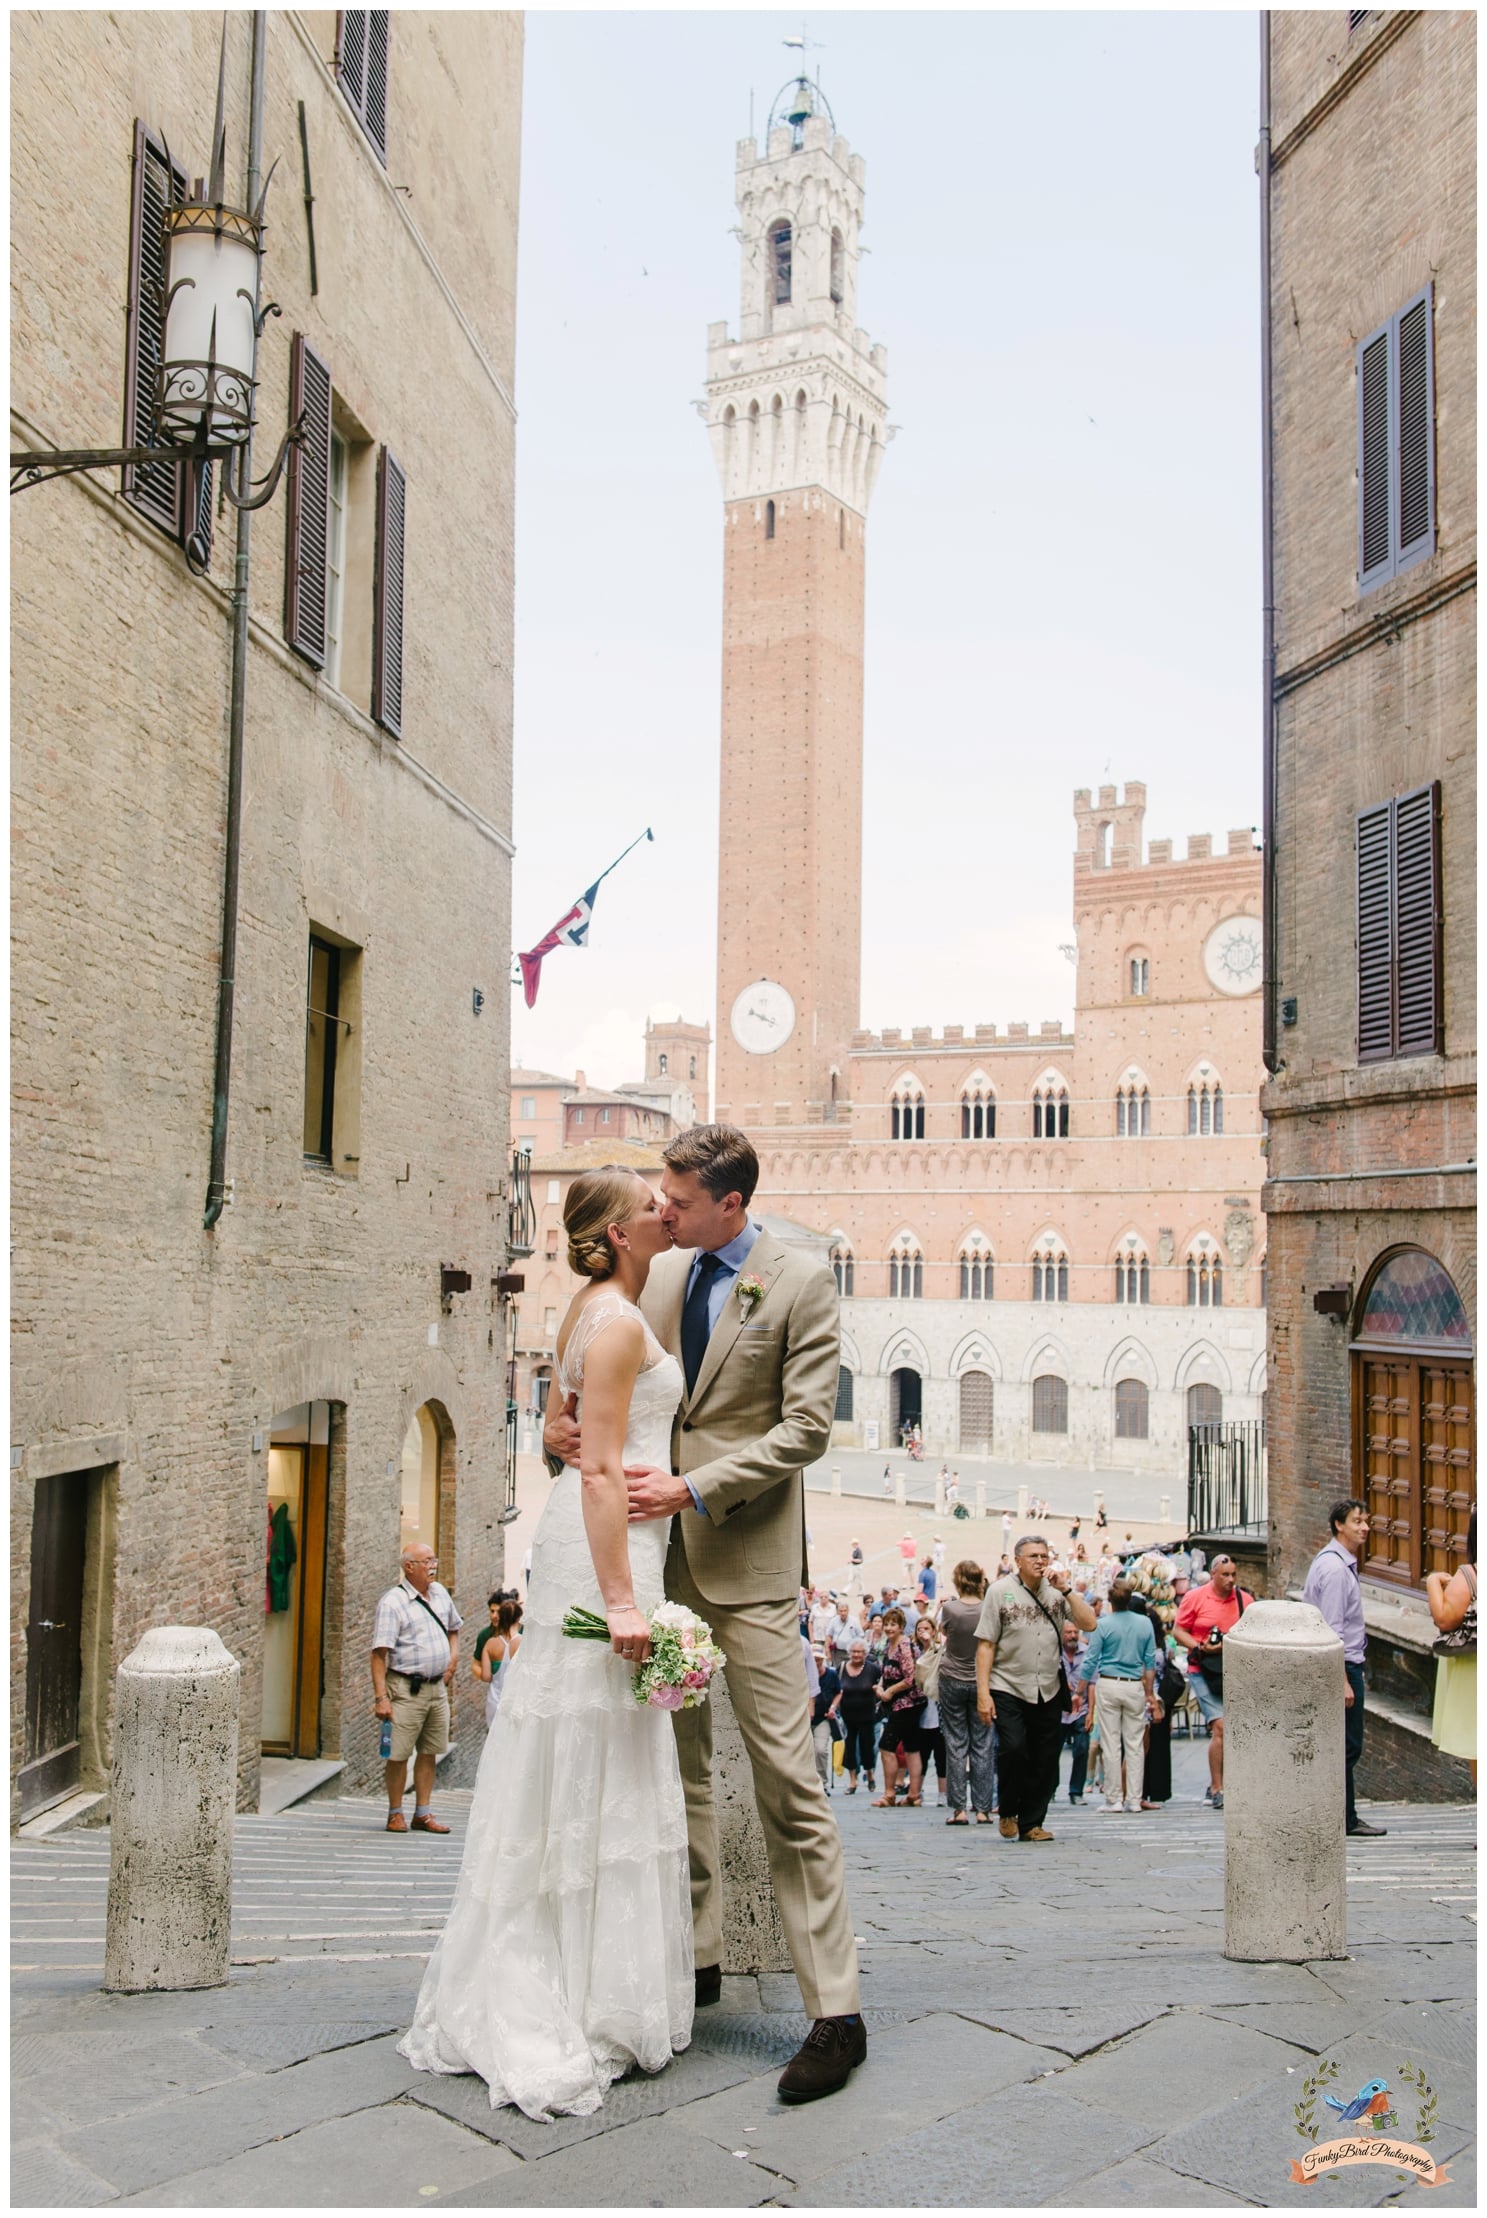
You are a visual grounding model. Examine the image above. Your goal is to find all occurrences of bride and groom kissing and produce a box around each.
[399,1124,866,2121]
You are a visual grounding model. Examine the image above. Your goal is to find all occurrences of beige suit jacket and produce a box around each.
[639,1229,840,1605]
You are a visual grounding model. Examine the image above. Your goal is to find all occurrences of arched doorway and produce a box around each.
[1352,1249,1474,1588]
[889,1366,922,1443]
[959,1370,994,1453]
[400,1404,441,1556]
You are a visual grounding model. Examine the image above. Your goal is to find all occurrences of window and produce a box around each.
[1186,1248,1223,1307]
[372,446,406,737]
[1114,1244,1150,1304]
[960,1084,995,1139]
[123,123,211,554]
[600,1108,611,1125]
[1187,1079,1224,1135]
[829,1241,855,1297]
[834,1368,855,1422]
[1187,1383,1223,1429]
[768,220,792,306]
[1116,1082,1151,1137]
[1033,1084,1069,1139]
[1032,1375,1068,1434]
[284,336,334,667]
[543,1307,558,1338]
[891,1082,925,1140]
[335,9,390,165]
[303,933,360,1170]
[688,1056,697,1079]
[544,1231,558,1258]
[1357,783,1442,1061]
[518,1136,534,1154]
[546,1180,561,1204]
[1353,1250,1473,1589]
[958,1239,994,1300]
[888,1237,923,1299]
[765,498,776,540]
[572,1109,584,1126]
[657,1054,667,1074]
[1129,956,1150,997]
[830,227,844,305]
[1115,1378,1149,1440]
[520,1096,537,1119]
[1032,1242,1068,1303]
[1358,287,1434,591]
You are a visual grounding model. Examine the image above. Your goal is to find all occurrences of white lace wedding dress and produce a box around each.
[399,1293,694,2120]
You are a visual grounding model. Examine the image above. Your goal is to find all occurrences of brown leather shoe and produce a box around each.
[410,1812,450,1833]
[1021,1827,1055,1842]
[777,2016,867,2103]
[695,1963,722,2007]
[385,1810,409,1832]
[998,1816,1019,1839]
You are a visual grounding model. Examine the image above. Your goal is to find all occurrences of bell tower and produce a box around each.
[705,75,888,1127]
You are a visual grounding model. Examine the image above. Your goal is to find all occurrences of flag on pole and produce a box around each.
[516,829,653,1009]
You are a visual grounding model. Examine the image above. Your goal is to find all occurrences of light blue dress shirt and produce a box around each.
[681,1219,762,1520]
[1302,1537,1368,1664]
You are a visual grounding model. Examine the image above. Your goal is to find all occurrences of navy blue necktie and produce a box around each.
[681,1253,725,1395]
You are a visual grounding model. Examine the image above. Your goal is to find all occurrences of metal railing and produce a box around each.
[1187,1418,1268,1537]
[507,1146,535,1258]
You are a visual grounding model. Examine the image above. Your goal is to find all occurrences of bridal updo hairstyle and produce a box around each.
[564,1166,647,1281]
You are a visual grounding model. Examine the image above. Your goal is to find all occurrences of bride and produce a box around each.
[399,1166,693,2119]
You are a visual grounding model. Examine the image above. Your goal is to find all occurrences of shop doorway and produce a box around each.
[21,1471,89,1818]
[263,1403,330,1757]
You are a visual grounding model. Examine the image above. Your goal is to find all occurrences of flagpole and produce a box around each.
[589,825,654,891]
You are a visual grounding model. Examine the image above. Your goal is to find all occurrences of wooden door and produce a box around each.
[1421,1362,1474,1578]
[1356,1356,1417,1583]
[294,1442,329,1758]
[22,1473,88,1817]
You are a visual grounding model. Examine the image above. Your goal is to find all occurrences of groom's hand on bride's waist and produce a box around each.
[543,1392,580,1474]
[625,1464,694,1522]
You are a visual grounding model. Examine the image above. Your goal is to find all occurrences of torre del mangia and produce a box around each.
[700,75,1267,1480]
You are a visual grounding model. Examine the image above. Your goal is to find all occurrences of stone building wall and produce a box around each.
[11,10,523,1820]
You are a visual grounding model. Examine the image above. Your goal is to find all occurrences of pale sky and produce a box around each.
[510,9,1261,1091]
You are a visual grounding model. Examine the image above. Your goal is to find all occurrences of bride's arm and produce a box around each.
[577,1316,653,1662]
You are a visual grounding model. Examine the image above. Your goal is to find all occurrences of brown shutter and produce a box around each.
[283,334,333,668]
[1357,326,1391,586]
[1396,292,1434,562]
[335,10,368,112]
[1394,782,1441,1056]
[372,446,406,738]
[364,12,390,163]
[123,121,186,536]
[1356,799,1394,1061]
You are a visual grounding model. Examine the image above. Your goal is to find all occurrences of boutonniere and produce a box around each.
[737,1274,766,1320]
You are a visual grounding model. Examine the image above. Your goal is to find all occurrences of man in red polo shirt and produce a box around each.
[1173,1554,1253,1812]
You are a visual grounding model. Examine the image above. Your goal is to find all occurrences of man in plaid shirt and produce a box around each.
[372,1543,463,1833]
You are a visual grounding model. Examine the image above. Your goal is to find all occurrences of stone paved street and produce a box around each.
[12,1764,1475,2208]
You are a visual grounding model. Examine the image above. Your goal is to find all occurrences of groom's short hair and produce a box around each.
[664,1123,759,1208]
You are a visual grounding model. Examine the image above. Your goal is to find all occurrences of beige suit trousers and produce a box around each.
[668,1537,861,2020]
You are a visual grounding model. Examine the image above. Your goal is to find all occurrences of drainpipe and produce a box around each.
[1259,11,1279,1074]
[205,11,267,1229]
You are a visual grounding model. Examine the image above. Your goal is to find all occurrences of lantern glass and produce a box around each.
[159,205,261,446]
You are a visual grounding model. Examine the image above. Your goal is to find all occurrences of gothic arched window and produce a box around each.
[765,498,776,540]
[958,1237,994,1301]
[1115,1080,1151,1137]
[1032,1374,1069,1434]
[657,1053,667,1074]
[1128,954,1150,997]
[960,1080,996,1139]
[1187,1076,1225,1135]
[891,1080,925,1141]
[1187,1382,1223,1428]
[768,219,792,306]
[829,1239,854,1298]
[1115,1378,1150,1439]
[830,227,844,304]
[888,1235,923,1299]
[1033,1083,1070,1139]
[1186,1241,1224,1308]
[1114,1239,1150,1305]
[1032,1239,1069,1303]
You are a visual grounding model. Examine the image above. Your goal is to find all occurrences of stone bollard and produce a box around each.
[934,1477,946,1518]
[712,1673,791,1975]
[894,1472,906,1510]
[1158,1494,1171,1523]
[1016,1484,1028,1521]
[975,1479,986,1519]
[1223,1600,1347,1963]
[105,1627,240,1993]
[830,1466,841,1499]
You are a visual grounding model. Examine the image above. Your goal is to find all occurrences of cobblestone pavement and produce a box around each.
[12,1758,1475,2208]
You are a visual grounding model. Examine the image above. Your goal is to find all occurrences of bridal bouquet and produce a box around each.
[562,1600,725,1710]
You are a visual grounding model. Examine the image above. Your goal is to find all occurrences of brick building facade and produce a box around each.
[1261,10,1475,1790]
[11,11,523,1823]
[701,83,1267,1484]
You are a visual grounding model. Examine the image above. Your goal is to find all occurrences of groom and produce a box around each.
[546,1123,865,2102]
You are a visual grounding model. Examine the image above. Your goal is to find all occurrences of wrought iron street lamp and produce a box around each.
[10,36,298,526]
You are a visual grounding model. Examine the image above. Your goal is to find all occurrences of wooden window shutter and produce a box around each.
[372,446,406,737]
[123,121,187,537]
[336,9,389,165]
[1394,782,1442,1056]
[187,458,215,568]
[1357,325,1392,589]
[1356,800,1393,1061]
[1396,288,1435,566]
[283,334,333,668]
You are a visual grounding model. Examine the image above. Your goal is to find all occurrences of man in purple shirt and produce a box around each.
[1302,1499,1386,1839]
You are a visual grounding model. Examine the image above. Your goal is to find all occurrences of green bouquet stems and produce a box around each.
[562,1606,613,1640]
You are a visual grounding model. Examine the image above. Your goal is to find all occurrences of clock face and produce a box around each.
[730,979,797,1054]
[1204,916,1263,996]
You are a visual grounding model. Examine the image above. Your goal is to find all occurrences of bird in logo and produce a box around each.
[1323,2079,1391,2124]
